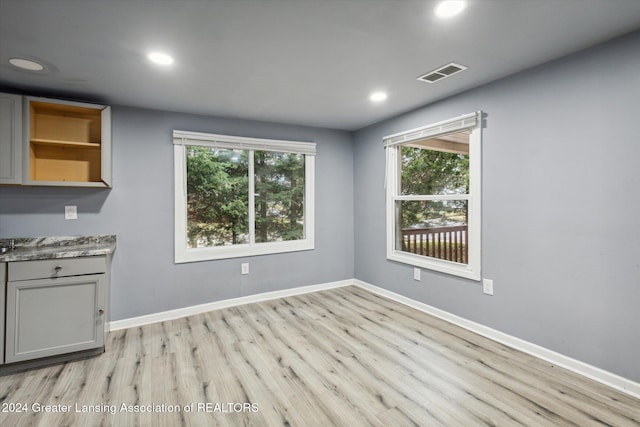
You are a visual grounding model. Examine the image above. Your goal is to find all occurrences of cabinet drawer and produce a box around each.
[8,256,106,281]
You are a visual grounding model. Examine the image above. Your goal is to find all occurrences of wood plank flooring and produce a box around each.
[0,285,638,426]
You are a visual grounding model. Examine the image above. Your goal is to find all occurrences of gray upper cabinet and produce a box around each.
[23,96,112,187]
[0,92,23,185]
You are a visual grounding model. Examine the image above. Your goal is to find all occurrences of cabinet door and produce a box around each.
[5,274,106,363]
[101,106,112,186]
[0,92,22,184]
[0,263,5,364]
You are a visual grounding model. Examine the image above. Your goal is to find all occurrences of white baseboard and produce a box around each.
[108,279,352,331]
[109,277,640,399]
[351,279,640,400]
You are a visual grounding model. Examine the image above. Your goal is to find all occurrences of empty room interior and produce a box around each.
[0,0,639,425]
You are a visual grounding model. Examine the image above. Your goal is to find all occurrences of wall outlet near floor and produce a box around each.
[483,278,494,295]
[413,268,421,281]
[65,205,78,220]
[241,263,249,275]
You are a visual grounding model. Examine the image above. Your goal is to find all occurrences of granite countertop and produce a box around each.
[0,235,116,262]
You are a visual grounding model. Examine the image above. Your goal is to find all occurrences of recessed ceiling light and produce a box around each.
[147,51,174,66]
[369,91,388,102]
[9,58,44,71]
[434,0,466,18]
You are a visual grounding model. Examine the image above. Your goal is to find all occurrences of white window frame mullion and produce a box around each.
[304,154,315,242]
[466,124,482,279]
[386,147,398,263]
[248,150,256,244]
[174,144,188,260]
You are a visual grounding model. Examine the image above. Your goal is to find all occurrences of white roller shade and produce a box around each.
[383,111,480,148]
[173,130,316,155]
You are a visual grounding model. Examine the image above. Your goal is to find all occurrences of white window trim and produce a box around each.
[174,130,315,263]
[384,112,482,281]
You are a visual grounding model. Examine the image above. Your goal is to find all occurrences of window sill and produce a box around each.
[175,239,314,264]
[387,250,480,281]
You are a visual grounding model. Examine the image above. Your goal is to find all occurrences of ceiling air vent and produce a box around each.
[417,62,467,83]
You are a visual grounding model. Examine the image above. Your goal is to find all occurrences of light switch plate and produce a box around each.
[241,263,249,275]
[65,205,78,220]
[413,268,421,281]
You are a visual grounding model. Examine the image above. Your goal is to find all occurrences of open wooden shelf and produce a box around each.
[29,143,102,183]
[30,138,101,149]
[26,97,111,186]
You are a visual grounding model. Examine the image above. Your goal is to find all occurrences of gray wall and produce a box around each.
[0,107,355,321]
[353,30,640,382]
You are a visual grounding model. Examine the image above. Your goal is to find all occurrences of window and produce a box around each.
[384,112,482,280]
[174,130,315,263]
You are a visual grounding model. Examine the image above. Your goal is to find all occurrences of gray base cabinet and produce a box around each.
[4,256,107,364]
[0,264,5,364]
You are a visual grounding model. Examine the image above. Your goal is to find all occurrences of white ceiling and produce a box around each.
[1,0,640,131]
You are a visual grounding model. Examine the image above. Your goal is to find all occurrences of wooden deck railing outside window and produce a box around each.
[401,225,468,263]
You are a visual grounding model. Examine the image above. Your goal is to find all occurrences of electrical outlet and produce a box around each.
[241,263,249,275]
[413,268,421,281]
[483,278,494,295]
[65,205,78,220]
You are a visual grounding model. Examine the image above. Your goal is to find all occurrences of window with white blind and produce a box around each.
[384,112,482,280]
[174,130,315,263]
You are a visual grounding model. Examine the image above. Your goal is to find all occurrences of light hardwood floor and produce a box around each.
[0,285,638,426]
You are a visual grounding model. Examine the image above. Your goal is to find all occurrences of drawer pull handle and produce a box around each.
[54,265,63,272]
[98,309,105,316]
